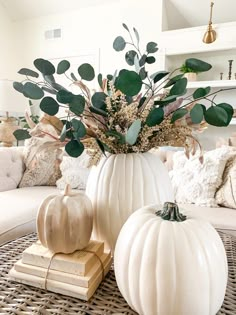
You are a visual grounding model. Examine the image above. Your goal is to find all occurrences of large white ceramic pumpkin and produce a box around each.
[114,202,228,315]
[37,184,93,254]
[86,152,174,252]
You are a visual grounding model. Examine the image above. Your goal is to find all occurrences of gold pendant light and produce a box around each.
[202,2,216,44]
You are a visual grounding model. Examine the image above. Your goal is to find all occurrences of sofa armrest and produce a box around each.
[0,147,25,192]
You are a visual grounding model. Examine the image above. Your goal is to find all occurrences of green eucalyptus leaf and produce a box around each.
[60,124,67,142]
[91,92,107,110]
[57,60,70,74]
[185,58,212,72]
[71,119,86,138]
[89,106,108,117]
[164,74,184,88]
[146,107,164,127]
[71,72,78,81]
[40,97,59,115]
[125,95,133,104]
[217,103,234,125]
[193,86,210,99]
[138,97,146,108]
[18,68,39,78]
[56,90,73,104]
[23,82,44,100]
[98,73,103,89]
[139,54,147,67]
[154,95,177,106]
[78,63,95,81]
[125,50,138,66]
[43,74,55,84]
[190,103,204,124]
[65,140,84,157]
[42,86,57,95]
[106,130,126,144]
[125,119,142,145]
[171,108,188,123]
[107,74,113,81]
[122,23,129,31]
[13,129,31,141]
[13,82,24,93]
[69,95,85,115]
[96,139,109,156]
[34,58,55,75]
[204,106,228,126]
[139,67,147,80]
[113,36,126,51]
[51,82,68,91]
[116,70,142,96]
[153,71,169,83]
[169,78,187,96]
[133,27,140,44]
[146,42,158,53]
[146,56,155,64]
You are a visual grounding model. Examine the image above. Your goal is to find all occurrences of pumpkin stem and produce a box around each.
[155,202,186,222]
[64,184,71,196]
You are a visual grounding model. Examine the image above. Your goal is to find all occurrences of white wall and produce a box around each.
[8,0,236,148]
[0,4,17,79]
[12,0,162,77]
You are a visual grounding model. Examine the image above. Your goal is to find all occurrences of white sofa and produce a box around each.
[0,147,59,245]
[0,147,235,246]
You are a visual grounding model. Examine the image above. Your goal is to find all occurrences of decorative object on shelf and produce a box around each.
[228,60,233,80]
[0,79,27,146]
[37,184,93,254]
[114,202,228,315]
[86,152,174,252]
[12,24,236,250]
[202,2,216,44]
[180,63,201,81]
[220,72,223,80]
[9,239,112,301]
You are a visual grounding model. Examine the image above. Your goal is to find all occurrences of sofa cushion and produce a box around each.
[19,137,63,188]
[170,147,235,207]
[180,203,236,235]
[215,155,236,209]
[0,186,59,245]
[0,147,24,192]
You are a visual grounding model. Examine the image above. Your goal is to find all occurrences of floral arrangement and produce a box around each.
[13,24,235,163]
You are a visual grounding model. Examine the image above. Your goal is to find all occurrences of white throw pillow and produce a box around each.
[56,151,90,190]
[169,147,235,207]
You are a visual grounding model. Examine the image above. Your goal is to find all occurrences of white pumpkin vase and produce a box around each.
[114,202,228,315]
[86,152,174,252]
[37,184,93,254]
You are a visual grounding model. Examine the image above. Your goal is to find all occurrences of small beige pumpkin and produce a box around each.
[37,184,93,254]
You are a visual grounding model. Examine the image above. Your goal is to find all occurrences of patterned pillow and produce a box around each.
[169,147,235,207]
[215,155,236,209]
[19,137,63,188]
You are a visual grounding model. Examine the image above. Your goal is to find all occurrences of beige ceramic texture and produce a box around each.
[114,205,228,315]
[37,185,93,254]
[86,152,174,253]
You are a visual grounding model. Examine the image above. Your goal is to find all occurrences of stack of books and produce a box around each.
[9,240,112,301]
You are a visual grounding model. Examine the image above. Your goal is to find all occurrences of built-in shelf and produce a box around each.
[187,80,236,89]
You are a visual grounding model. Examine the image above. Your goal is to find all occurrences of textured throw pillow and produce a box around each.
[169,147,235,207]
[56,151,91,190]
[19,137,63,188]
[215,155,236,209]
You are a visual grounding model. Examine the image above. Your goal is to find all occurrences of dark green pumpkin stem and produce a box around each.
[155,202,187,222]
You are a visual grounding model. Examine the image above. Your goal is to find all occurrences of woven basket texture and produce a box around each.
[0,232,235,314]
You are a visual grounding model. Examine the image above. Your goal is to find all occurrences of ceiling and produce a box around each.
[0,0,235,28]
[165,0,236,30]
[0,0,116,21]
